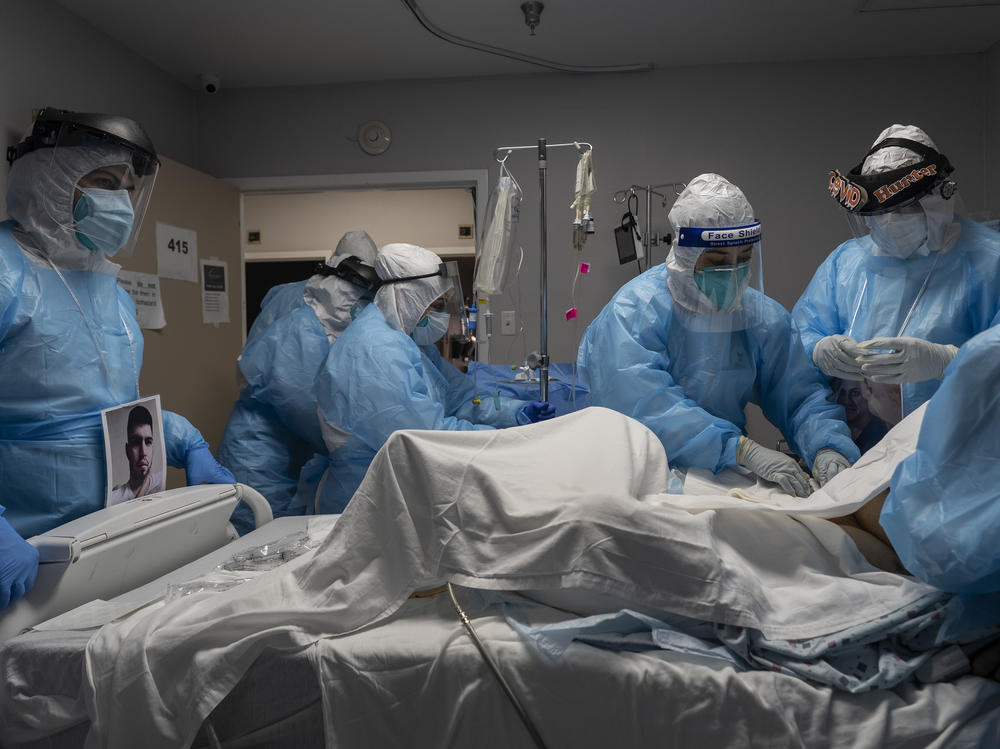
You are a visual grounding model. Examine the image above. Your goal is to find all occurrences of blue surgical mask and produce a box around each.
[411,309,450,345]
[73,188,134,256]
[693,261,751,311]
[865,209,927,259]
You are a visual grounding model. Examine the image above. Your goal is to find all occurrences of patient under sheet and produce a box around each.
[78,407,996,748]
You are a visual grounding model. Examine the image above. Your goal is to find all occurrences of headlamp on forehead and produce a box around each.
[828,137,956,216]
[677,221,761,249]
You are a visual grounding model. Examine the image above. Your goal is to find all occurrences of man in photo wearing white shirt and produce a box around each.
[110,405,164,505]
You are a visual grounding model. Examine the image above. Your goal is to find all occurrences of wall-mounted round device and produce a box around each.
[357,120,391,155]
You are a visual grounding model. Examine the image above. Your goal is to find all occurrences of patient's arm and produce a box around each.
[852,488,892,548]
[831,489,905,573]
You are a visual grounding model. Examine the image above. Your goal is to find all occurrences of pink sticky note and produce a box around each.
[565,307,578,321]
[579,262,591,274]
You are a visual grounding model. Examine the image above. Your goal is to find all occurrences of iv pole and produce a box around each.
[612,183,685,270]
[492,138,592,403]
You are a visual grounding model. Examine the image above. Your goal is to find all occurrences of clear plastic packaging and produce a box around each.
[218,531,316,572]
[475,174,522,296]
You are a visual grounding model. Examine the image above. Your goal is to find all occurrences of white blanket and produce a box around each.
[81,406,939,748]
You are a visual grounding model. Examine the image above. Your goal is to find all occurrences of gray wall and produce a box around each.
[987,41,1000,214]
[0,0,199,211]
[200,54,987,363]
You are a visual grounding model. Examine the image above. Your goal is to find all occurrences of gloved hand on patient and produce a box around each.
[736,437,812,498]
[518,400,557,424]
[812,447,852,486]
[857,336,958,384]
[0,516,39,610]
[184,445,237,486]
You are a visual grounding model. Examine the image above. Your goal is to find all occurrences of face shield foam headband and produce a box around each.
[677,221,761,250]
[828,137,956,216]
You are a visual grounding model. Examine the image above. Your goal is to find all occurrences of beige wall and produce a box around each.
[122,157,243,486]
[242,187,476,260]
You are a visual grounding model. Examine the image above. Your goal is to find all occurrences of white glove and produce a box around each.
[812,335,865,380]
[857,336,958,384]
[812,448,851,486]
[736,437,812,498]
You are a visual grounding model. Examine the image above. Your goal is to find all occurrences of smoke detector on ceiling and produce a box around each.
[357,120,391,155]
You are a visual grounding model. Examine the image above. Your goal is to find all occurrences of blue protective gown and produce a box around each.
[217,303,332,533]
[0,222,211,538]
[793,217,1000,415]
[246,280,307,341]
[882,326,1000,597]
[315,303,529,513]
[466,362,590,415]
[577,264,859,472]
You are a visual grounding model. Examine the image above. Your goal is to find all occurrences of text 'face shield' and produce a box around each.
[677,221,763,311]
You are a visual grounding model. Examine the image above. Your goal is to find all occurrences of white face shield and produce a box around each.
[6,112,159,268]
[44,121,158,259]
[665,173,763,318]
[676,223,764,312]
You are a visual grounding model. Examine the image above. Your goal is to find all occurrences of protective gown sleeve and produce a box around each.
[422,345,525,427]
[754,302,860,467]
[791,248,846,359]
[578,282,743,472]
[162,410,210,468]
[0,231,25,340]
[882,327,1000,595]
[317,321,496,455]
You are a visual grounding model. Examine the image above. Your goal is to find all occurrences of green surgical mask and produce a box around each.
[693,260,751,311]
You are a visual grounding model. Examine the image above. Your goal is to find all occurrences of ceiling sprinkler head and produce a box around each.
[520,1,544,36]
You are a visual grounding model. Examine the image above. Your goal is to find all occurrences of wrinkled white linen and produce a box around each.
[665,403,926,516]
[81,406,938,748]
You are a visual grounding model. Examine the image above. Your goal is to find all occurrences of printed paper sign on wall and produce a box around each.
[201,259,230,324]
[118,270,166,329]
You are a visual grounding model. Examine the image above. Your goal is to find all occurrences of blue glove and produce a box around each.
[0,516,39,610]
[519,400,556,424]
[184,445,237,486]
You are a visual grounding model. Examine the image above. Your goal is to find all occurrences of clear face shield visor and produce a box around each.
[47,122,159,258]
[677,221,764,311]
[827,138,957,250]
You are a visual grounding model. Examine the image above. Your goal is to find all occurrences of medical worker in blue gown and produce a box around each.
[314,243,555,514]
[578,173,858,497]
[794,125,1000,419]
[881,325,1000,599]
[217,231,379,533]
[0,109,234,609]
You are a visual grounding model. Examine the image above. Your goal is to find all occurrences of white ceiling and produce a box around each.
[56,0,1000,91]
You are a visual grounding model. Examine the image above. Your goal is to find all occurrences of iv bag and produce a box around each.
[475,175,521,296]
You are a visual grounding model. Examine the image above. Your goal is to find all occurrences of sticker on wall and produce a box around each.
[201,259,230,325]
[157,221,199,282]
[118,270,166,329]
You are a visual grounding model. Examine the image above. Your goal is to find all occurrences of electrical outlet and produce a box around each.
[501,310,516,335]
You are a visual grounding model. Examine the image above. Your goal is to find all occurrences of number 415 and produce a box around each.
[168,238,190,254]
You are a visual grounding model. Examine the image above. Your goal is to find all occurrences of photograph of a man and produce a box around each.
[103,397,166,507]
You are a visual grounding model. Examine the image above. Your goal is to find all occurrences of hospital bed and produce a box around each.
[0,483,273,644]
[2,409,999,748]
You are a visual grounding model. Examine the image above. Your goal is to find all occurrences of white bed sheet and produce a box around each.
[5,406,996,748]
[5,592,999,749]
